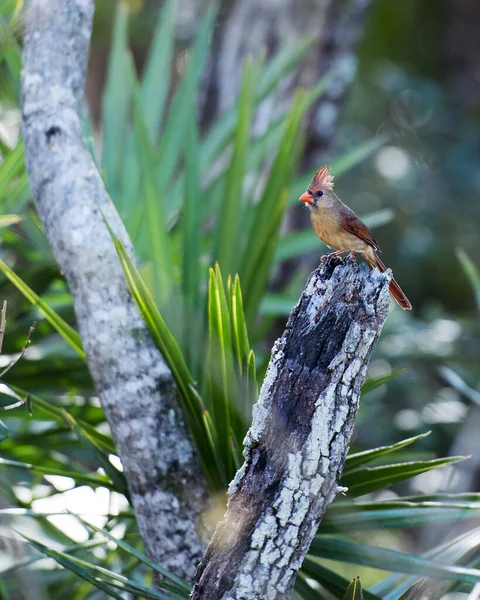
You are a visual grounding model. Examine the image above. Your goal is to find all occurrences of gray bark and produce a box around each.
[21,0,208,579]
[191,257,391,599]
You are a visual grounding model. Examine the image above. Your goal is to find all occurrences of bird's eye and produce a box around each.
[315,191,324,199]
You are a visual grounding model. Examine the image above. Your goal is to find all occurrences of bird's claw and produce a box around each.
[322,251,344,267]
[322,251,343,260]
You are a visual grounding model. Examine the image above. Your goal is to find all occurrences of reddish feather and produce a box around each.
[368,252,412,310]
[311,166,334,192]
[339,210,380,251]
[303,163,412,310]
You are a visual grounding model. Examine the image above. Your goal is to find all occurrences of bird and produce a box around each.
[299,166,412,310]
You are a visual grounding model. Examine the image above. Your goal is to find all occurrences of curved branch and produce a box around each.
[192,258,390,599]
[21,0,208,579]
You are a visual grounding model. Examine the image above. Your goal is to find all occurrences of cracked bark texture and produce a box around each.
[21,0,208,580]
[191,258,390,599]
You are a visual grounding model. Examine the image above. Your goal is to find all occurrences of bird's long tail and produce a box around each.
[368,251,412,310]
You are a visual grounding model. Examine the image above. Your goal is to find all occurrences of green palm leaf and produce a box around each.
[309,538,480,586]
[341,455,465,497]
[300,559,381,600]
[101,3,131,200]
[0,259,84,357]
[344,432,431,471]
[215,59,256,277]
[343,577,363,600]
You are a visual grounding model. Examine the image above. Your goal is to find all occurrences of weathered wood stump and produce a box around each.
[192,257,391,599]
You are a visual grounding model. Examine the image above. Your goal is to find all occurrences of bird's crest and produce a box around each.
[311,166,334,191]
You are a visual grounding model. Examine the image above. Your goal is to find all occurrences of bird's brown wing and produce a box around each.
[339,210,381,251]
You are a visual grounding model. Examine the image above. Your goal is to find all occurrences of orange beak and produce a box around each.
[299,191,314,205]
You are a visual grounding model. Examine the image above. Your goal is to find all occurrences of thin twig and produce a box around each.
[0,399,25,411]
[0,322,36,379]
[0,300,7,354]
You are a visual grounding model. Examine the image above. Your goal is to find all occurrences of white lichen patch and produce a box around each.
[275,546,294,569]
[250,514,278,550]
[245,340,285,446]
[304,383,336,467]
[260,539,281,566]
[304,273,325,296]
[332,403,349,434]
[289,494,310,527]
[310,473,325,496]
[305,294,324,330]
[245,401,269,445]
[284,453,302,489]
[273,487,294,526]
[342,358,363,387]
[283,524,299,547]
[233,573,253,599]
[228,461,247,496]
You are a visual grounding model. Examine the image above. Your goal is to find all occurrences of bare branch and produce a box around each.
[21,0,208,578]
[192,258,391,599]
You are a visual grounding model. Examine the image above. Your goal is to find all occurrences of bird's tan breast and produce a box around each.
[310,207,369,252]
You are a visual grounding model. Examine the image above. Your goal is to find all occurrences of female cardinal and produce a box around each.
[299,166,412,310]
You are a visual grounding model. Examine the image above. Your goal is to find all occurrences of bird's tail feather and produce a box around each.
[369,251,412,310]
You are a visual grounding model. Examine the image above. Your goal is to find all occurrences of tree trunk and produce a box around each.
[446,0,480,113]
[204,0,373,161]
[21,0,208,580]
[303,0,374,164]
[191,257,391,599]
[211,0,330,115]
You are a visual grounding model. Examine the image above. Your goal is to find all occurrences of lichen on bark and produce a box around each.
[21,0,208,579]
[191,257,391,599]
